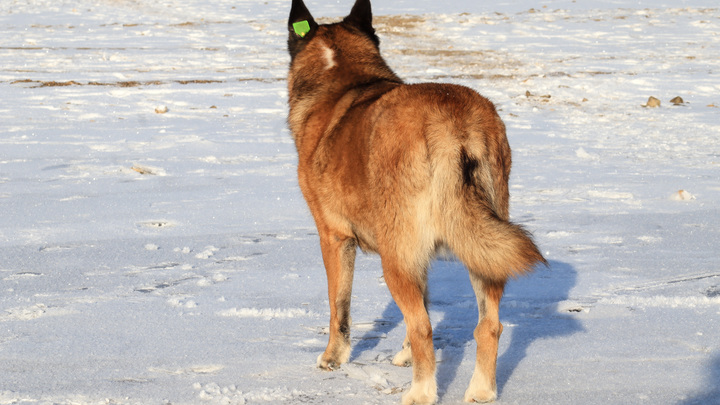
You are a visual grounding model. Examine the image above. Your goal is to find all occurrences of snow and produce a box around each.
[1,0,719,404]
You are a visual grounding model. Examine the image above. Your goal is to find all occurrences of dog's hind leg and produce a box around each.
[382,254,437,405]
[316,232,357,370]
[392,333,413,367]
[393,289,430,367]
[464,274,505,403]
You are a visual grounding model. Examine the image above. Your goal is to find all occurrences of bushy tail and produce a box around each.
[447,210,546,281]
[436,146,546,282]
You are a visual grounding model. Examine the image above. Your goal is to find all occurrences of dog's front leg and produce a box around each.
[316,231,357,370]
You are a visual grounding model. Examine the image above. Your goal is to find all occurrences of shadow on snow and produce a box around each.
[350,259,583,400]
[678,353,720,405]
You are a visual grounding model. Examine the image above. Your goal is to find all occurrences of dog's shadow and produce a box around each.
[350,259,583,400]
[678,353,720,404]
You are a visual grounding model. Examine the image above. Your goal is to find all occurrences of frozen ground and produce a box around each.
[1,0,719,404]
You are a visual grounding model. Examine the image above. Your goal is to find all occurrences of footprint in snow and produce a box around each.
[138,220,176,229]
[705,285,720,298]
[195,246,219,259]
[134,276,199,293]
[0,303,73,321]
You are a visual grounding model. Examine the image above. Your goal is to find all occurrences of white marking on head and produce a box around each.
[320,42,337,70]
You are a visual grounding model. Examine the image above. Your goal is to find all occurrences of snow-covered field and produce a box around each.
[1,0,719,403]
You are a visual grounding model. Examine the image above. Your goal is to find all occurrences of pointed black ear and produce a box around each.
[288,0,319,60]
[289,0,317,38]
[343,0,379,47]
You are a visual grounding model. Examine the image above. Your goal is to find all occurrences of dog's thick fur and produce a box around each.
[287,1,546,403]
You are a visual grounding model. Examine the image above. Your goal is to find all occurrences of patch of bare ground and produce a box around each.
[313,14,426,35]
[374,15,427,36]
[9,79,228,88]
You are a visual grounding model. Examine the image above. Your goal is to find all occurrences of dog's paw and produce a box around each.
[463,388,497,403]
[401,378,437,405]
[464,366,497,403]
[316,353,342,370]
[316,343,350,371]
[391,345,413,367]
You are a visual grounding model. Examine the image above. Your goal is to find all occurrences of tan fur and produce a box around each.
[288,2,545,403]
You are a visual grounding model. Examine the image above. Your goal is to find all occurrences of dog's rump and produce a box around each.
[418,84,545,280]
[350,82,545,280]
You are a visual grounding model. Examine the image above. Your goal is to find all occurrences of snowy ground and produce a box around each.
[1,0,719,404]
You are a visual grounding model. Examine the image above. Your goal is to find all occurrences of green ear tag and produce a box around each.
[293,20,311,37]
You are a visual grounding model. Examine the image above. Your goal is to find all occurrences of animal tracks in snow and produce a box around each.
[1,231,298,327]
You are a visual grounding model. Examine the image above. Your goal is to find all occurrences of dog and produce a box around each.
[286,0,546,403]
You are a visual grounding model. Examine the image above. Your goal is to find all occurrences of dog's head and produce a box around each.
[287,0,379,63]
[286,0,399,139]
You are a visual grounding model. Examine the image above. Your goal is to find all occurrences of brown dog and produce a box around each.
[287,0,546,403]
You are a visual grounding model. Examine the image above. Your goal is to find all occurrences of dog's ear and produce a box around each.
[343,0,379,47]
[288,0,318,59]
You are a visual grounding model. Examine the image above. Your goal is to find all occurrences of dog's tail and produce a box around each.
[432,130,546,282]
